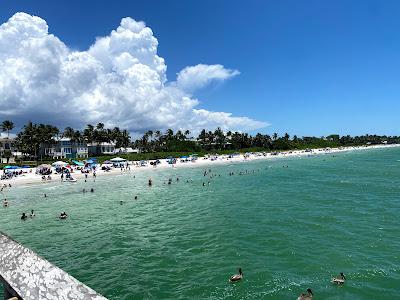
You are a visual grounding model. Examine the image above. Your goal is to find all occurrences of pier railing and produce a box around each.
[0,232,108,300]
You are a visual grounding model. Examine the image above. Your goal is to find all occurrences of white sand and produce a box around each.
[2,144,399,188]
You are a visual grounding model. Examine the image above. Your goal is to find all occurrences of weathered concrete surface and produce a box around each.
[0,232,108,300]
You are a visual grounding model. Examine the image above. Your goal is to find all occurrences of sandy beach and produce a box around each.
[2,144,399,188]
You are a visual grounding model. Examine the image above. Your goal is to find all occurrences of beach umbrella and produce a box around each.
[110,157,126,162]
[52,161,68,166]
[72,160,85,166]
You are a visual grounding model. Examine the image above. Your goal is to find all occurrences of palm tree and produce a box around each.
[175,130,184,141]
[1,120,14,138]
[112,127,121,141]
[214,127,225,149]
[73,130,82,143]
[166,129,174,139]
[63,127,75,139]
[120,130,131,148]
[83,124,95,144]
[198,129,207,147]
[184,129,190,139]
[146,130,154,140]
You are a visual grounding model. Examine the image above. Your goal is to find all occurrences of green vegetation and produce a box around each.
[1,119,400,166]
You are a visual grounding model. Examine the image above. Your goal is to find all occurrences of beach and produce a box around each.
[3,143,400,187]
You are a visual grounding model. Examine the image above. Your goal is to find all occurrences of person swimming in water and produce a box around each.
[297,288,313,300]
[30,210,35,217]
[3,199,9,207]
[21,212,27,220]
[59,212,68,219]
[148,178,152,186]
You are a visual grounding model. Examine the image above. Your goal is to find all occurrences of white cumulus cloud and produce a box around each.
[0,12,268,134]
[176,64,240,93]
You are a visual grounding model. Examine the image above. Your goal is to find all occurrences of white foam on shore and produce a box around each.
[2,144,399,188]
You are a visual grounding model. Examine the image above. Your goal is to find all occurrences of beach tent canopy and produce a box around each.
[110,157,126,162]
[85,159,95,164]
[52,161,68,166]
[72,160,84,166]
[102,160,112,164]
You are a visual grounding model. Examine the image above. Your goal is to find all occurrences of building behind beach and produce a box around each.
[88,142,116,156]
[0,136,18,163]
[40,137,88,159]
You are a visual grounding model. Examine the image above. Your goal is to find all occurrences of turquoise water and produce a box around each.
[1,148,400,299]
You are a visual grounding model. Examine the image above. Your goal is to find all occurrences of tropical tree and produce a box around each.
[63,127,75,139]
[83,124,95,144]
[1,120,14,138]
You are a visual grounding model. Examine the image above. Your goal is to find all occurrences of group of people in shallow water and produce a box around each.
[20,209,68,220]
[4,191,85,221]
[229,268,346,299]
[20,210,35,220]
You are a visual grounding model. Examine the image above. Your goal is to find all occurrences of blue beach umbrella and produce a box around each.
[4,166,19,169]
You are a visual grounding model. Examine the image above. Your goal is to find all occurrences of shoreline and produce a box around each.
[2,144,400,188]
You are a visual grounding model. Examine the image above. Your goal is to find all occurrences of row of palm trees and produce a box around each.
[66,123,131,148]
[135,128,400,152]
[2,119,400,158]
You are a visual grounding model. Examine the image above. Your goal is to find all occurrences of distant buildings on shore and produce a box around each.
[1,136,139,161]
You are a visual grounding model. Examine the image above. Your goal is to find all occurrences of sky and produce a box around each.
[1,0,400,137]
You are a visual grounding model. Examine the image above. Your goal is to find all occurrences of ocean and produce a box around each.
[1,147,399,299]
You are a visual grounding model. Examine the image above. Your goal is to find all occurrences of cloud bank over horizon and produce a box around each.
[0,12,268,134]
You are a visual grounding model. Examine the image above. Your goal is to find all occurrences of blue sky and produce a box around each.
[1,0,400,136]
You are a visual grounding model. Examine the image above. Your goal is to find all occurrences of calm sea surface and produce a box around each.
[1,148,400,299]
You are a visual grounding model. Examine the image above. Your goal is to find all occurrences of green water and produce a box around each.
[1,148,400,299]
